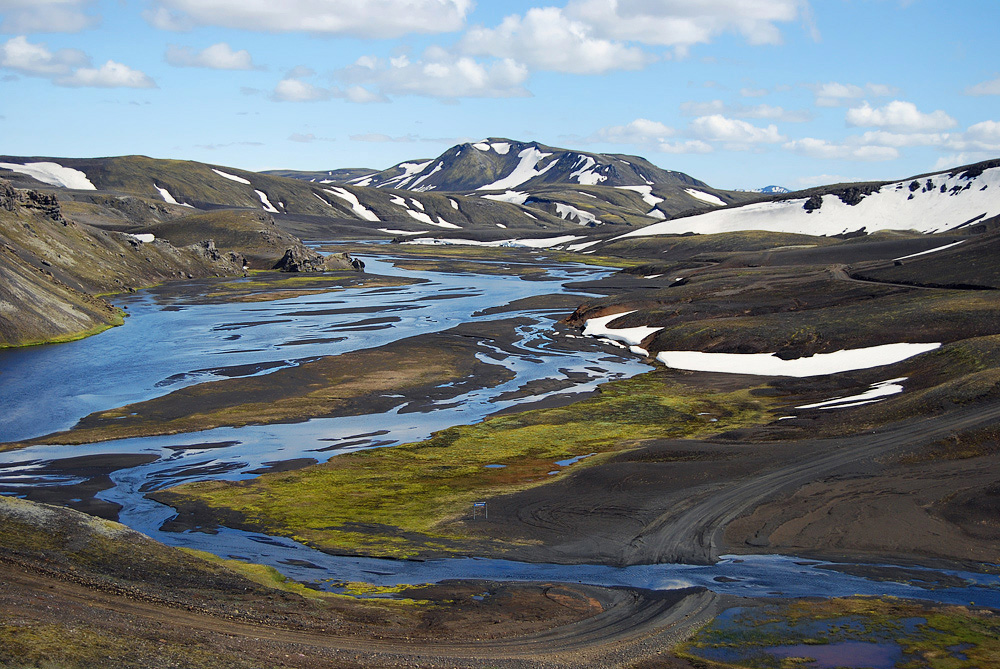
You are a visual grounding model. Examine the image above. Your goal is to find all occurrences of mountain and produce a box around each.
[276,138,709,193]
[743,185,790,194]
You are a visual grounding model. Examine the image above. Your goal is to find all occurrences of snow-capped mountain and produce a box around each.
[742,185,790,194]
[614,160,1000,239]
[297,138,710,193]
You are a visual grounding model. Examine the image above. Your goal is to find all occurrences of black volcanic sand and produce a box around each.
[0,496,714,668]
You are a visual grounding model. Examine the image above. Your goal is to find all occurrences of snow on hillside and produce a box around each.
[212,168,251,185]
[154,184,193,208]
[404,234,583,249]
[618,166,1000,239]
[0,161,96,190]
[481,190,529,204]
[379,161,433,189]
[255,189,279,213]
[326,187,379,222]
[617,185,663,208]
[570,156,606,185]
[684,188,726,206]
[555,202,601,226]
[477,147,558,191]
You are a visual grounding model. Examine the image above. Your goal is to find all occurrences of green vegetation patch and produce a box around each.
[157,370,773,558]
[679,596,1000,669]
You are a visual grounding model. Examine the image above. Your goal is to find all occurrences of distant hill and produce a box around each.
[275,138,709,193]
[740,185,790,194]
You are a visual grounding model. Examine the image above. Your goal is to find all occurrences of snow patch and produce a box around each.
[894,240,965,261]
[405,209,435,225]
[796,377,907,410]
[410,162,443,189]
[566,240,602,252]
[0,161,96,190]
[472,142,491,151]
[325,187,380,222]
[403,235,583,249]
[555,203,601,226]
[684,189,727,206]
[482,190,529,204]
[128,233,155,243]
[582,311,663,348]
[433,216,462,229]
[570,156,606,185]
[211,168,251,185]
[154,184,193,208]
[617,185,664,208]
[655,343,941,378]
[255,189,279,213]
[377,228,422,236]
[449,198,459,210]
[477,147,558,191]
[491,142,511,155]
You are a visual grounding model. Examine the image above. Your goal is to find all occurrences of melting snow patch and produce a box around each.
[449,198,459,210]
[432,216,462,229]
[410,162,443,189]
[383,161,432,188]
[684,189,727,206]
[567,240,601,252]
[0,161,96,190]
[377,228,422,236]
[402,235,583,249]
[482,190,529,205]
[406,209,435,225]
[389,195,407,207]
[128,233,155,243]
[154,184,193,208]
[255,189,279,213]
[556,203,601,226]
[326,187,380,222]
[655,343,941,378]
[894,240,965,261]
[582,311,663,347]
[477,147,558,191]
[409,198,425,211]
[796,378,907,410]
[472,142,491,151]
[211,168,251,185]
[617,185,664,208]
[491,142,511,155]
[571,156,606,185]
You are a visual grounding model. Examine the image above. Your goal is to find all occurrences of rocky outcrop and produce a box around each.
[273,247,365,273]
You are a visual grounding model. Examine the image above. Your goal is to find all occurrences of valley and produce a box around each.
[1,145,1000,667]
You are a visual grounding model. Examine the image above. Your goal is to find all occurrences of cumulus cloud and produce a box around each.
[0,36,154,88]
[0,35,87,76]
[680,99,812,122]
[809,81,898,107]
[564,0,810,50]
[165,42,258,70]
[459,7,652,74]
[145,0,472,38]
[657,139,713,154]
[966,76,1000,96]
[0,0,98,33]
[590,118,675,144]
[690,114,784,144]
[337,49,529,99]
[846,100,957,133]
[56,60,156,88]
[344,85,388,103]
[783,137,899,161]
[272,77,333,102]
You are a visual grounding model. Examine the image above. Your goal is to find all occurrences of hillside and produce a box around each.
[0,179,246,347]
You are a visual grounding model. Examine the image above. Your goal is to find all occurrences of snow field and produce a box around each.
[796,377,907,410]
[684,189,726,206]
[325,187,380,222]
[0,161,96,190]
[255,189,279,213]
[555,203,601,226]
[581,311,663,347]
[154,184,193,208]
[477,147,558,191]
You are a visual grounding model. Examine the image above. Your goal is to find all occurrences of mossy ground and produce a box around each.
[679,596,1000,669]
[159,369,774,558]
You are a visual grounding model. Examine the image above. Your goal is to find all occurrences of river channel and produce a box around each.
[1,250,998,608]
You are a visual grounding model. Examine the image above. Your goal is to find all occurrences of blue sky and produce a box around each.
[1,0,998,190]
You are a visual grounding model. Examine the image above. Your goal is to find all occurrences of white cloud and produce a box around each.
[288,133,332,143]
[658,139,713,154]
[459,7,653,74]
[146,0,472,38]
[690,114,784,144]
[846,100,957,133]
[56,60,156,88]
[809,81,898,107]
[964,120,1000,144]
[344,85,388,103]
[337,50,529,99]
[592,118,675,144]
[680,99,811,122]
[165,42,258,70]
[564,0,809,48]
[740,87,768,98]
[858,130,950,148]
[783,137,899,161]
[933,153,998,171]
[0,35,87,76]
[272,78,333,102]
[0,0,97,33]
[966,76,1000,96]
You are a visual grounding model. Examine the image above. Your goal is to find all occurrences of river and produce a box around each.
[1,250,998,608]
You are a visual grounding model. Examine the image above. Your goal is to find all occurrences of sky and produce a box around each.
[1,0,999,190]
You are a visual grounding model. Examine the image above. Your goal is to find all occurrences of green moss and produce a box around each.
[162,370,774,557]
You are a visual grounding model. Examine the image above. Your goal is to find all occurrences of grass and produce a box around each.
[678,596,1000,669]
[158,369,774,558]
